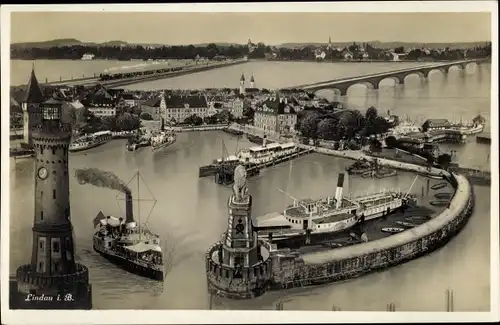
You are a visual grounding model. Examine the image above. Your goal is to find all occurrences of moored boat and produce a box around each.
[150,130,176,152]
[222,127,244,136]
[381,227,405,234]
[255,173,418,243]
[246,134,273,145]
[126,136,149,151]
[394,220,418,228]
[69,131,112,152]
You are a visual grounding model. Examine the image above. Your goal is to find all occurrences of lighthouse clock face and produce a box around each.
[38,167,48,180]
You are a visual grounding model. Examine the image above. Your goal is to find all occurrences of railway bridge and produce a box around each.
[286,58,489,95]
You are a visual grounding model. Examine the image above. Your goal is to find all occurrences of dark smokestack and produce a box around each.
[125,191,134,223]
[335,173,345,209]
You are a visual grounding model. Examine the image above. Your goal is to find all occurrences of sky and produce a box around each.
[10,12,492,45]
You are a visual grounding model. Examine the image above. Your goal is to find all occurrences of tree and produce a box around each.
[365,106,378,121]
[316,118,337,140]
[203,115,217,125]
[140,113,153,120]
[394,46,405,54]
[385,136,399,148]
[243,106,254,121]
[184,114,203,126]
[101,116,117,131]
[336,110,364,140]
[116,112,141,131]
[298,111,320,139]
[369,138,382,153]
[436,153,452,170]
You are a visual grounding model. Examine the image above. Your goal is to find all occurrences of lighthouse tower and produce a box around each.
[10,70,92,309]
[239,73,246,95]
[250,74,255,88]
[205,165,271,299]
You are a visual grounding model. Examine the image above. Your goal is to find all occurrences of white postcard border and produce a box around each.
[1,2,498,324]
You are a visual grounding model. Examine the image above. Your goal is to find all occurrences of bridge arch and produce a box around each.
[423,67,448,77]
[444,64,465,73]
[376,75,404,88]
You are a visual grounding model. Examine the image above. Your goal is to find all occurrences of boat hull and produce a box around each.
[93,245,164,281]
[69,138,111,152]
[258,201,405,244]
[151,139,176,152]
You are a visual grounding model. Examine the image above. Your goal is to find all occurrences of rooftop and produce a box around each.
[24,67,45,104]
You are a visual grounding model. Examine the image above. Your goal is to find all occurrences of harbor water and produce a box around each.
[9,60,491,311]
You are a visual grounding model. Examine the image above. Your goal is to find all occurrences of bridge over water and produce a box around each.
[285,58,489,95]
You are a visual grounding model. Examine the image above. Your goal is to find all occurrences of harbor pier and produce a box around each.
[205,153,475,299]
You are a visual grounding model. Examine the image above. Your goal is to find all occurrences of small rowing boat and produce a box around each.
[381,227,405,234]
[394,220,418,228]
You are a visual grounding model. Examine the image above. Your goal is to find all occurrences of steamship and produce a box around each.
[69,131,113,152]
[150,129,176,152]
[254,173,417,243]
[92,172,164,281]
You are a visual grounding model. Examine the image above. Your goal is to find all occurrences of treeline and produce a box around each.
[297,106,393,142]
[11,43,268,60]
[11,42,491,61]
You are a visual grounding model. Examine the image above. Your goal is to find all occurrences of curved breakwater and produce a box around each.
[270,172,473,290]
[206,148,475,299]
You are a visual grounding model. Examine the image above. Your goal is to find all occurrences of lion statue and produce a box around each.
[233,165,249,202]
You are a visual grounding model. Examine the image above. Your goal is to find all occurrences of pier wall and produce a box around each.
[269,172,474,290]
[306,145,447,177]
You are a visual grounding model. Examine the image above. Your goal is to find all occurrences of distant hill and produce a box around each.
[11,38,90,48]
[278,41,491,49]
[12,38,490,50]
[11,38,244,49]
[192,42,242,47]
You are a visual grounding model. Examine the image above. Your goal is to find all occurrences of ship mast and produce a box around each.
[136,171,141,240]
[278,188,298,206]
[404,174,419,199]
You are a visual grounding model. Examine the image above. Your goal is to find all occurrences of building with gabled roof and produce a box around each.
[140,93,166,121]
[254,93,297,134]
[164,94,209,123]
[421,119,451,132]
[81,85,120,117]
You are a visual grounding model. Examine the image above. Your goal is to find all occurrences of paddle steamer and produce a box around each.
[92,172,164,280]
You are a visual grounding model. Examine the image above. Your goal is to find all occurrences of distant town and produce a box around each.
[11,37,492,62]
[10,69,397,144]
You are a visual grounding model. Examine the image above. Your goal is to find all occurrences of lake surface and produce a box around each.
[9,60,492,311]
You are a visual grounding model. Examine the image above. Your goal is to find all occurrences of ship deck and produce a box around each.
[314,212,355,224]
[285,198,358,219]
[265,179,454,252]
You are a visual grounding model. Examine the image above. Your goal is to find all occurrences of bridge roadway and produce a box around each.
[43,59,249,88]
[286,58,489,95]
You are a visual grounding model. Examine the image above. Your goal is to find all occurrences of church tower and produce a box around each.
[250,74,255,88]
[11,83,92,309]
[22,65,45,146]
[239,73,246,95]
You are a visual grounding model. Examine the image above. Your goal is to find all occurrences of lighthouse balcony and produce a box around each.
[205,241,272,299]
[15,263,90,295]
[32,123,72,139]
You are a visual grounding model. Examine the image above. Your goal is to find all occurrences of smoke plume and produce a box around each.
[74,168,130,193]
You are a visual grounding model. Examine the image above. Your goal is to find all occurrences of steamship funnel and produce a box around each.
[125,190,136,228]
[335,173,345,209]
